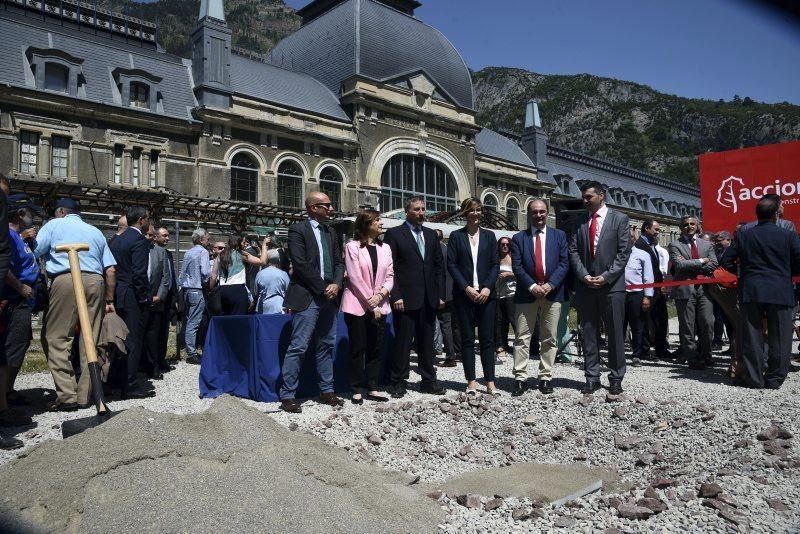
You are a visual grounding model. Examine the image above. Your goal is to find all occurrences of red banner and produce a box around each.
[699,140,800,233]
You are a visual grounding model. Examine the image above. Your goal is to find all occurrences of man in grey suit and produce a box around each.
[668,216,718,370]
[142,226,172,379]
[569,181,632,395]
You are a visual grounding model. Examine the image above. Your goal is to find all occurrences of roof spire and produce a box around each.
[199,0,226,23]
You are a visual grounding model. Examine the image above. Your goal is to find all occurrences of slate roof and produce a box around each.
[230,54,350,122]
[475,128,535,169]
[0,12,196,122]
[269,0,474,110]
[547,148,701,209]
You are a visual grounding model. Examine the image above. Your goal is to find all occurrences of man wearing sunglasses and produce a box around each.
[279,192,344,413]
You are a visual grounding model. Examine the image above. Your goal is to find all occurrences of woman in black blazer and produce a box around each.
[447,197,500,395]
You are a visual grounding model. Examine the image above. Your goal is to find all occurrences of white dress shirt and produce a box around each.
[591,204,609,258]
[469,231,480,288]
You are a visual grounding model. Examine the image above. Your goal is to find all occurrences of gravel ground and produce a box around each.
[2,320,800,532]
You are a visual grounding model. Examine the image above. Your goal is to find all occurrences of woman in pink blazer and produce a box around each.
[341,209,394,404]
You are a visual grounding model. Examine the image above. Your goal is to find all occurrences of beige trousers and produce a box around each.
[43,273,105,404]
[513,299,562,381]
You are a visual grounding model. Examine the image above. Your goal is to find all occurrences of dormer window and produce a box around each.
[112,68,162,112]
[27,48,83,96]
[44,63,68,93]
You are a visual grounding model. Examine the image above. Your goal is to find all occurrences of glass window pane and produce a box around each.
[44,63,68,93]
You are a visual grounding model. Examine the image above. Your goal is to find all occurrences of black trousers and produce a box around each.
[392,304,436,386]
[116,291,148,384]
[642,290,669,357]
[344,312,386,393]
[142,307,164,374]
[624,291,646,359]
[455,298,496,382]
[741,302,793,388]
[220,284,249,316]
[495,297,515,351]
[438,301,461,360]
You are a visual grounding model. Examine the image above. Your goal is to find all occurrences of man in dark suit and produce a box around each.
[636,219,669,360]
[721,196,800,389]
[279,191,345,413]
[384,196,445,398]
[510,199,569,395]
[108,205,152,398]
[436,229,461,367]
[568,181,632,395]
[668,215,718,370]
[141,226,171,379]
[156,226,177,369]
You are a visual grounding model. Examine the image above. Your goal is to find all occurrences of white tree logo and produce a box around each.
[716,175,745,213]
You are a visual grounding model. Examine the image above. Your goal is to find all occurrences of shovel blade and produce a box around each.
[61,410,119,439]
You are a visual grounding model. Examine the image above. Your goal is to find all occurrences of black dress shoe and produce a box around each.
[580,382,602,394]
[419,382,446,395]
[46,400,79,412]
[186,356,202,365]
[280,399,302,413]
[121,389,155,400]
[0,435,23,450]
[351,396,364,405]
[390,382,407,398]
[158,362,175,372]
[538,380,553,395]
[511,380,528,397]
[608,381,624,395]
[319,392,345,407]
[365,393,390,402]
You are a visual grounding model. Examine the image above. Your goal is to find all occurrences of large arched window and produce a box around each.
[277,159,304,208]
[380,154,457,212]
[230,152,258,202]
[483,193,498,212]
[506,197,520,228]
[319,166,343,210]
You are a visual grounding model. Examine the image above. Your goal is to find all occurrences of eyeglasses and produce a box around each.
[313,202,333,209]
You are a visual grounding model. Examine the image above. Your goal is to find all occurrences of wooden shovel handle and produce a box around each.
[55,243,99,365]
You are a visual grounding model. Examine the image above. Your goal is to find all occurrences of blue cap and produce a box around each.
[55,198,80,211]
[7,193,41,213]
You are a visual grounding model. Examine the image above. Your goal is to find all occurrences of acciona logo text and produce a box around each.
[716,175,800,213]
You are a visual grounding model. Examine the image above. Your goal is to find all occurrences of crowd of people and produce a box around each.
[0,175,798,446]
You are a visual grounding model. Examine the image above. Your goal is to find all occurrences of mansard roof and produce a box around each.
[230,54,350,122]
[0,12,196,121]
[270,0,474,110]
[475,128,535,169]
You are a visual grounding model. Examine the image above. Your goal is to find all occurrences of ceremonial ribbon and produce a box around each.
[625,276,800,291]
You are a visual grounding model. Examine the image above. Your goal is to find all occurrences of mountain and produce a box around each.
[99,0,300,58]
[473,67,800,184]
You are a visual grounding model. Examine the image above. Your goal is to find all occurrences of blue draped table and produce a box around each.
[199,312,394,402]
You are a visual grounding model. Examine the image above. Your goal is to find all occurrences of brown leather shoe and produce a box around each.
[318,392,344,407]
[280,399,302,414]
[438,359,457,368]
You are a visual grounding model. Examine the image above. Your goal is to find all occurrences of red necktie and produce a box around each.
[534,229,545,283]
[588,212,599,260]
[690,239,699,260]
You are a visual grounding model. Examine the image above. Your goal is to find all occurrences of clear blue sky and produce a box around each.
[283,0,800,105]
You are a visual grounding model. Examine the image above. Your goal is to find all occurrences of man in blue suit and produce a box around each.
[721,196,800,389]
[109,205,152,398]
[510,199,569,395]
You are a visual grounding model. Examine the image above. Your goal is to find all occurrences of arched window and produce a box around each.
[277,159,303,208]
[230,152,258,203]
[319,166,343,210]
[380,154,457,212]
[483,193,498,211]
[506,197,520,228]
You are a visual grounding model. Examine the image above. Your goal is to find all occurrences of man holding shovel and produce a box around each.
[34,199,117,411]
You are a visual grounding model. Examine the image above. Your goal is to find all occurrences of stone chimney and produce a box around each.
[192,0,232,108]
[520,100,550,183]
